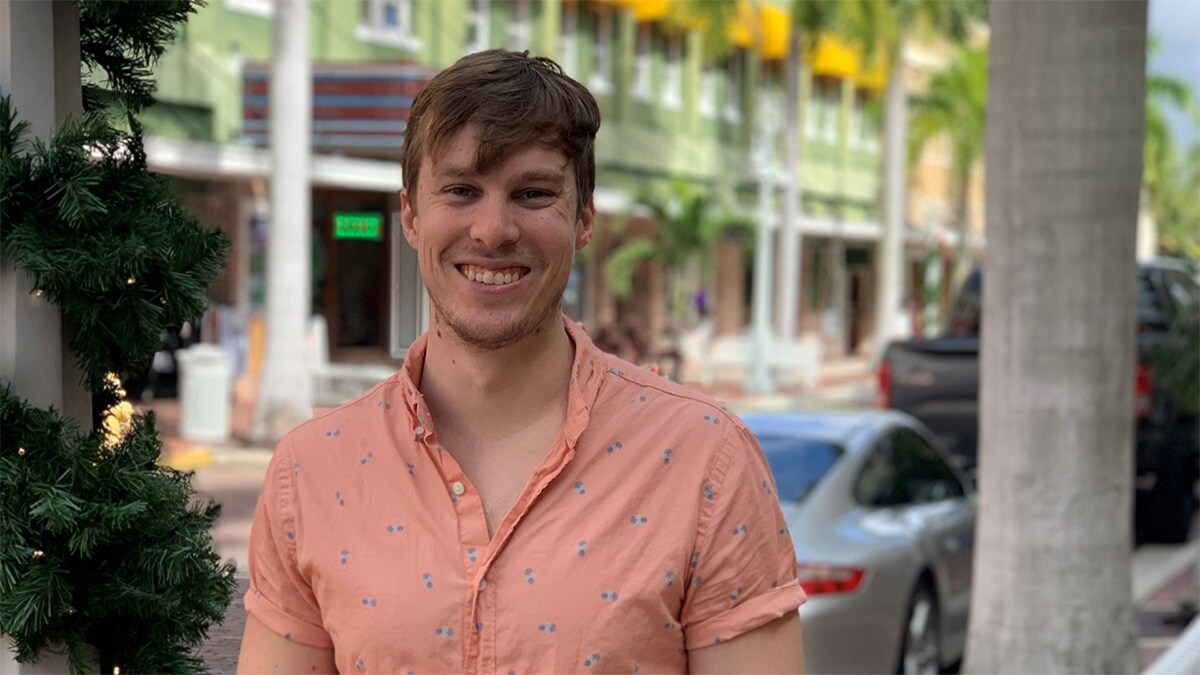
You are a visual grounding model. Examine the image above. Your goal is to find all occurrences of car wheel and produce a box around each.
[897,582,940,675]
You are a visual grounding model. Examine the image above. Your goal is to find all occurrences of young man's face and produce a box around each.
[400,124,594,349]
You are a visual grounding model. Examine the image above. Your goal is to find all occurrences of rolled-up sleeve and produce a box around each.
[681,423,806,649]
[243,440,332,648]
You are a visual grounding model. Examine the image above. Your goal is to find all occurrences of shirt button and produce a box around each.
[478,578,487,591]
[452,481,465,496]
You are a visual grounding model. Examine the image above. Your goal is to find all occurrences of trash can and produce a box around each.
[177,344,232,442]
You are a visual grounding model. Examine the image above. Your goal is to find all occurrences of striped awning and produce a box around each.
[242,63,435,157]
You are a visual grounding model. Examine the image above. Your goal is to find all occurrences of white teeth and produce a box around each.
[462,265,523,285]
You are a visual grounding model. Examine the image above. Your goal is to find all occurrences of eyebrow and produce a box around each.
[431,166,568,185]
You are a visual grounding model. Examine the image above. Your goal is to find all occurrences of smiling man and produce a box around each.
[237,50,806,674]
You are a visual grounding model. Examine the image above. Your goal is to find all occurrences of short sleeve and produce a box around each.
[681,423,807,649]
[243,440,333,648]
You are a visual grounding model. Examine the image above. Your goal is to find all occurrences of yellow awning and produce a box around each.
[810,34,859,79]
[730,1,757,48]
[758,4,789,60]
[611,0,671,22]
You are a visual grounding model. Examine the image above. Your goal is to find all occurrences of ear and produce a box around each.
[400,189,419,248]
[575,196,595,253]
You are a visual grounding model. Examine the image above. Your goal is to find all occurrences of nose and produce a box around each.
[469,194,519,249]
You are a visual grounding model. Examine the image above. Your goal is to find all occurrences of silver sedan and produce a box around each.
[744,411,976,674]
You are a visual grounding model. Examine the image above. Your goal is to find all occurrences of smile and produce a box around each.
[458,264,528,286]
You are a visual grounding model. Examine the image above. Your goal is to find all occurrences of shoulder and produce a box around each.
[597,352,744,423]
[276,375,405,463]
[589,351,755,463]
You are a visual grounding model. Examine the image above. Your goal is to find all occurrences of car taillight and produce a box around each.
[876,361,892,409]
[1134,364,1153,419]
[797,563,866,595]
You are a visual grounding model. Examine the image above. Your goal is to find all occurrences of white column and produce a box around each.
[872,57,908,361]
[0,0,88,422]
[0,1,85,671]
[745,126,776,394]
[774,27,804,344]
[253,0,314,441]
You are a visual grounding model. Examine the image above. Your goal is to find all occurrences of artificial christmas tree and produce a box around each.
[1,1,235,672]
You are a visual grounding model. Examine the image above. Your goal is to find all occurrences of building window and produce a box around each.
[559,1,578,76]
[633,24,653,102]
[588,9,613,94]
[507,0,531,52]
[821,78,839,143]
[723,52,743,123]
[466,0,490,53]
[699,67,717,118]
[226,0,273,17]
[358,0,422,51]
[662,34,683,110]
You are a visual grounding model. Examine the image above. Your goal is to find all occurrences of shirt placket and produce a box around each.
[408,396,492,674]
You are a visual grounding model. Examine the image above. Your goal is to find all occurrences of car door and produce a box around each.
[887,427,975,600]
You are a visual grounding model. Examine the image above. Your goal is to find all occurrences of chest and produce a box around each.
[299,458,695,674]
[438,419,563,536]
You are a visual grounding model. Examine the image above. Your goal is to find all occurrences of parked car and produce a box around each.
[745,411,975,675]
[879,259,1200,543]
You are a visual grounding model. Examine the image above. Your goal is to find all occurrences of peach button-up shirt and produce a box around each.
[245,317,806,673]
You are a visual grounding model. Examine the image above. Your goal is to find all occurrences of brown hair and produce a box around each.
[401,50,601,218]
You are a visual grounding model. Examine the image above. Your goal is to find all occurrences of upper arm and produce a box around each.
[237,615,337,675]
[688,611,804,674]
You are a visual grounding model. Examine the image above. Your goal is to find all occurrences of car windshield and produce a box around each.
[758,437,844,504]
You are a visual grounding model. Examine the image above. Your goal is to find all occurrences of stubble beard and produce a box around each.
[431,291,563,351]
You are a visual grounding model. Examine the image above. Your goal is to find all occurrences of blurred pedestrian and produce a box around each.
[238,49,805,674]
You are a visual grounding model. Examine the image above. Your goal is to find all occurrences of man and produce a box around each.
[238,50,806,674]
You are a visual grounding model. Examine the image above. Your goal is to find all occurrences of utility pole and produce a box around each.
[252,0,313,442]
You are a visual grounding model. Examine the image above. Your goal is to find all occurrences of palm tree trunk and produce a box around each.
[252,0,313,442]
[872,47,907,359]
[965,1,1146,672]
[950,168,974,295]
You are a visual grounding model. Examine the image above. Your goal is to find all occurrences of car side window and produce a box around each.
[853,438,907,507]
[891,428,965,503]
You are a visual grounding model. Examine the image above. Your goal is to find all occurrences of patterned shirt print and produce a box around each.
[244,316,805,674]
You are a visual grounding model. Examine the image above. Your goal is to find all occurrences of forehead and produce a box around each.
[424,125,574,184]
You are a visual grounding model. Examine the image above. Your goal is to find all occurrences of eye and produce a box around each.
[444,186,474,198]
[517,189,554,202]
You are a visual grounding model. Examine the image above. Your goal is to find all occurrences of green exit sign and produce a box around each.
[334,212,383,240]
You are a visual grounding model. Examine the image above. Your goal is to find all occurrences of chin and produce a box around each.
[437,304,559,350]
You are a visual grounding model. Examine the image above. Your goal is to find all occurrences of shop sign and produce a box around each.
[334,212,383,241]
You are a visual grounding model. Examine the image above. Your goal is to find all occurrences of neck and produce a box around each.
[419,311,574,437]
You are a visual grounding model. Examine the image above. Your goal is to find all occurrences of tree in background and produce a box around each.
[1142,37,1198,259]
[1155,142,1200,258]
[837,0,980,354]
[907,45,987,297]
[966,0,1146,671]
[0,0,235,671]
[605,179,753,323]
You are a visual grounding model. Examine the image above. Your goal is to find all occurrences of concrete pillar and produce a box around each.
[0,1,87,671]
[773,27,804,344]
[253,0,313,441]
[0,0,89,422]
[873,60,908,361]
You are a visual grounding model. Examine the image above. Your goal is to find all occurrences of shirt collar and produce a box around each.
[397,313,606,447]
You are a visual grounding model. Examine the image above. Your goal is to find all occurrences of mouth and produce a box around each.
[457,263,529,287]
